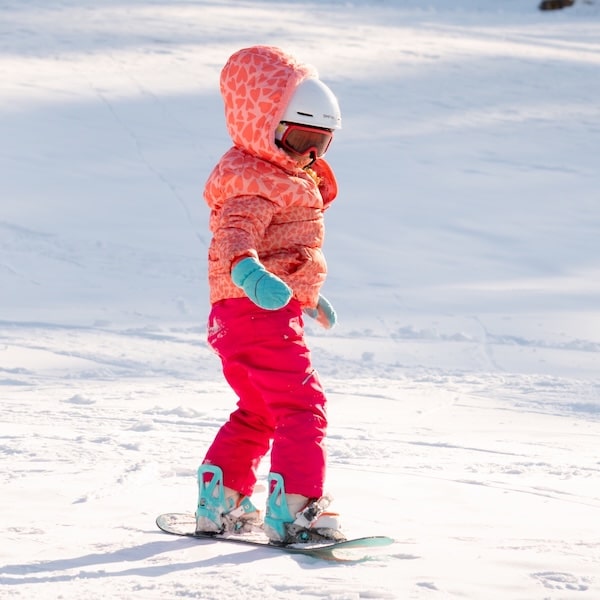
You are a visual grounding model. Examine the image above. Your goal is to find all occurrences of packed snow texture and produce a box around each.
[1,1,599,598]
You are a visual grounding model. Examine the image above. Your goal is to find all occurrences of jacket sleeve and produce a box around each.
[211,195,276,270]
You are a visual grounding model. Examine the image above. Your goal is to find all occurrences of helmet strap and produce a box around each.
[305,151,317,169]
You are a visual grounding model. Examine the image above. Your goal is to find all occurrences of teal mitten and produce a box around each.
[231,257,292,310]
[303,294,337,329]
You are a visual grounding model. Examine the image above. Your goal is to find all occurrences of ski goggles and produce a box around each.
[277,123,334,158]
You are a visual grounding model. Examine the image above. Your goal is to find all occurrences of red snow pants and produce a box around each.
[203,297,327,498]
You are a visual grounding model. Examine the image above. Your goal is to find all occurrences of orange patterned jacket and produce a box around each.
[204,45,338,309]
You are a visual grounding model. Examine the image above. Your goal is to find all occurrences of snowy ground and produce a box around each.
[1,1,600,598]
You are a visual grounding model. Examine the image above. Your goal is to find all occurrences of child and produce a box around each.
[196,45,344,544]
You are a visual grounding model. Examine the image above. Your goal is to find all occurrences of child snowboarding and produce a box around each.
[196,45,344,545]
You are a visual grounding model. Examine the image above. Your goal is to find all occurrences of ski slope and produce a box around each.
[1,1,599,598]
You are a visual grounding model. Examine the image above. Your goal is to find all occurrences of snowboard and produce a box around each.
[156,512,394,562]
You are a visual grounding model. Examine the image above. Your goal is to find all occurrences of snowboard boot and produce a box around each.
[195,464,261,534]
[264,472,346,544]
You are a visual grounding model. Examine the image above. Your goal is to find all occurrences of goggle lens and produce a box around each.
[279,123,333,158]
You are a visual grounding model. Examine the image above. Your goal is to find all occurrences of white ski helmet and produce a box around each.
[281,78,342,130]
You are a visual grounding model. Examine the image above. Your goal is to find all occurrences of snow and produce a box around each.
[1,0,599,598]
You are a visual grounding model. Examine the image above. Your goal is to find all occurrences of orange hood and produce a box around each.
[219,45,318,168]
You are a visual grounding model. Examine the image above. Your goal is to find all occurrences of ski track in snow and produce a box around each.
[2,0,600,598]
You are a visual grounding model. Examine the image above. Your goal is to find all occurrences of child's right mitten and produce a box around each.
[231,257,292,310]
